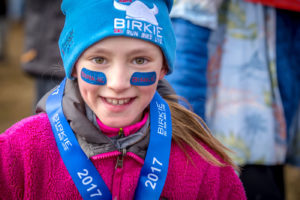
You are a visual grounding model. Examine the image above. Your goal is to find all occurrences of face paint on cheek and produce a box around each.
[130,72,157,86]
[81,68,107,85]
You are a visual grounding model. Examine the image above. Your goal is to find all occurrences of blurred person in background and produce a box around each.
[166,0,222,120]
[206,1,287,198]
[245,0,300,171]
[0,0,7,60]
[167,0,300,199]
[7,0,24,21]
[20,0,64,106]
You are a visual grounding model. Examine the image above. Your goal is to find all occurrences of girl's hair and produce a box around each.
[164,95,239,171]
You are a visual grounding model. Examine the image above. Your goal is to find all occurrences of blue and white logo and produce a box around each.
[114,0,159,25]
[113,0,163,44]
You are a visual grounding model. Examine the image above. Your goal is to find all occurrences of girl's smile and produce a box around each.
[104,97,132,105]
[73,36,167,128]
[100,96,135,112]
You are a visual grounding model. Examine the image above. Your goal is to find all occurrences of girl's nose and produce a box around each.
[106,64,131,92]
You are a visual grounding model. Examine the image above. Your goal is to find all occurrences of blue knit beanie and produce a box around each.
[59,0,176,79]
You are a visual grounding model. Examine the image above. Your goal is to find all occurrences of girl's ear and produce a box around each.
[158,66,167,80]
[71,65,78,78]
[158,58,168,80]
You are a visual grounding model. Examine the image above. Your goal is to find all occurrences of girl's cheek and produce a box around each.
[78,78,100,95]
[138,84,158,93]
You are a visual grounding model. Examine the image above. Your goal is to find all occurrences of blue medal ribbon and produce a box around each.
[135,91,172,199]
[46,78,112,200]
[46,78,172,200]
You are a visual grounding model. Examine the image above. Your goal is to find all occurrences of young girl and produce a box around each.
[0,0,246,199]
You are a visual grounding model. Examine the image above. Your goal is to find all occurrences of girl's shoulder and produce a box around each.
[1,113,53,147]
[169,140,240,183]
[168,142,246,199]
[169,141,222,172]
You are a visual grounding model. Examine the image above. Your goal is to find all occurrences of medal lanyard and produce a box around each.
[46,78,172,200]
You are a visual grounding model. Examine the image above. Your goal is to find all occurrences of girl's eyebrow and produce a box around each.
[127,48,155,55]
[126,45,160,55]
[87,46,156,56]
[86,47,111,55]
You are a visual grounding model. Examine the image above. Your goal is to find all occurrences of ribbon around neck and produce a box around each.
[46,78,172,199]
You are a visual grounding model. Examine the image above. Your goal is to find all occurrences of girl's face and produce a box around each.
[73,36,167,128]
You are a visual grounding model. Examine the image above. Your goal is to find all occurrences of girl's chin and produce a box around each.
[100,118,136,128]
[96,110,143,128]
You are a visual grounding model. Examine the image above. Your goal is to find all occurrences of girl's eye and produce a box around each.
[134,57,147,65]
[93,57,105,64]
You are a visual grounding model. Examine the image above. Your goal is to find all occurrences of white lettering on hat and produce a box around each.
[114,18,162,43]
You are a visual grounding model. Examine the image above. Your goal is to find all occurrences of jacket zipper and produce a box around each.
[112,128,127,200]
[116,128,126,169]
[115,148,126,169]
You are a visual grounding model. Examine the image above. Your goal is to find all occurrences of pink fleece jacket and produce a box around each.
[0,113,246,200]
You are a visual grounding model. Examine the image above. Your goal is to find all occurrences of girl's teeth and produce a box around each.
[106,98,113,104]
[106,98,130,105]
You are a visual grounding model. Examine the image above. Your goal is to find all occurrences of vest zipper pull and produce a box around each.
[118,128,124,137]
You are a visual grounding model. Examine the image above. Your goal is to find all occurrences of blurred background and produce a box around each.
[0,15,34,131]
[0,0,299,199]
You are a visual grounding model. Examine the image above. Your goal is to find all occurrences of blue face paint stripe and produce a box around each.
[130,72,156,86]
[81,68,107,85]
